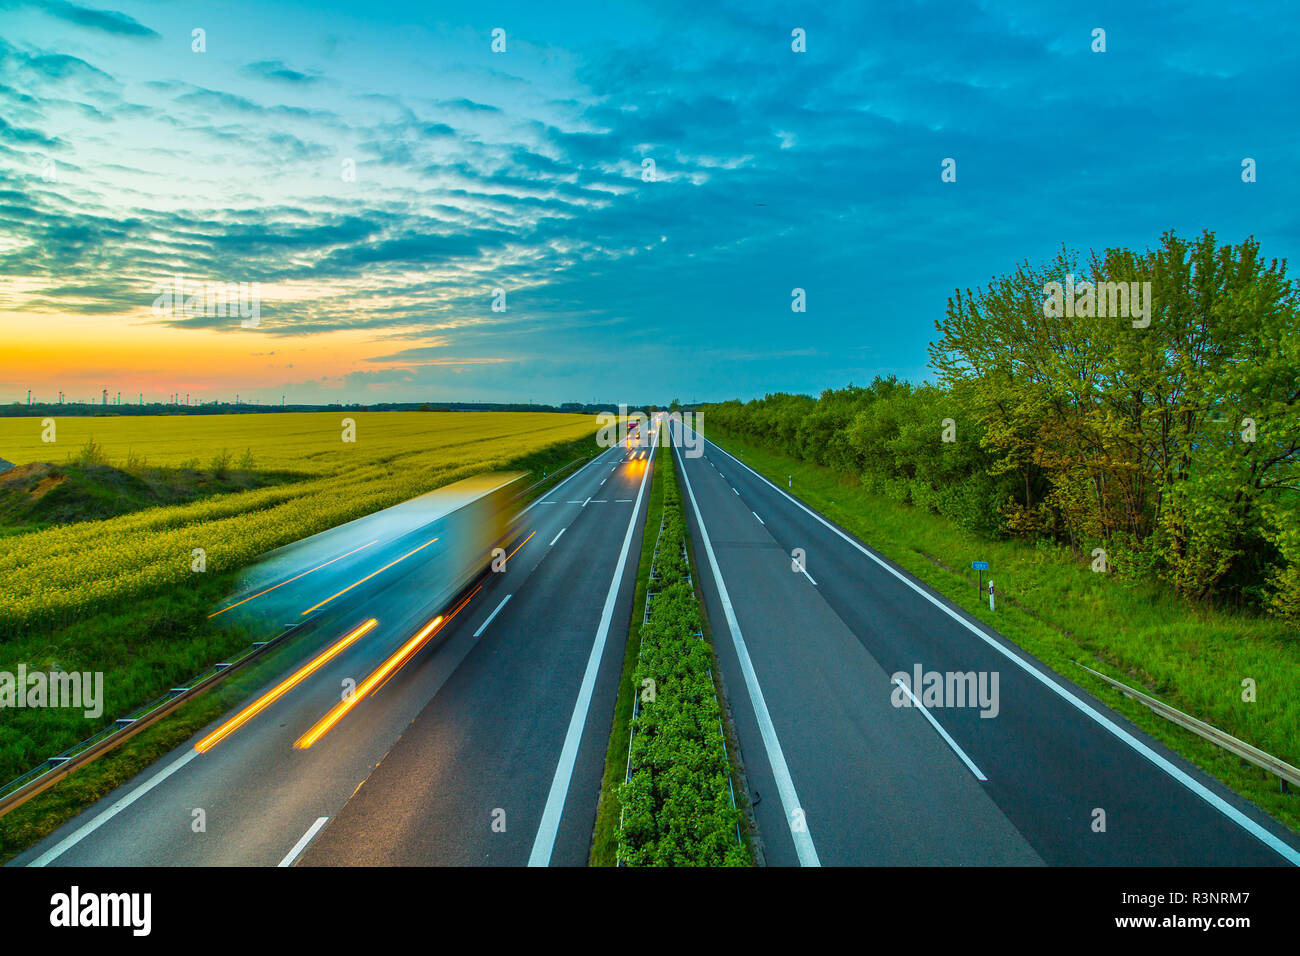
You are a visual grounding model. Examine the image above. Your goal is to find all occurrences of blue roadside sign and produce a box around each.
[972,561,989,570]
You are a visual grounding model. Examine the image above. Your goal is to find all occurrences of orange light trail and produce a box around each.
[208,540,380,619]
[194,618,378,753]
[502,530,536,566]
[300,535,439,615]
[293,587,479,749]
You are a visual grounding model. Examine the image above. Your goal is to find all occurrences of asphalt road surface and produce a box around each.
[15,437,654,867]
[671,422,1300,867]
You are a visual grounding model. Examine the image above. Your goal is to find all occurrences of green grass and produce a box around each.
[703,422,1300,838]
[0,617,341,864]
[0,432,602,805]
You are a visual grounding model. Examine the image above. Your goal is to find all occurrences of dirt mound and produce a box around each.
[0,461,60,490]
[0,461,290,530]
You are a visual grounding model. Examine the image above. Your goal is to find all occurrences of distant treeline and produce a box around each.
[706,231,1300,620]
[0,401,623,418]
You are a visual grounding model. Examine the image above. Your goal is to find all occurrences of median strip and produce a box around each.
[616,441,751,866]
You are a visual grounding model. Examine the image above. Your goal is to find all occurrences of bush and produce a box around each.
[210,448,233,479]
[616,470,747,866]
[75,437,108,467]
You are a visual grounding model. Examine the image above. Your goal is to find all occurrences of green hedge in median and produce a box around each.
[616,467,749,866]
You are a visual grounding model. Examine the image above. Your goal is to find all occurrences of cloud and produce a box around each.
[242,59,321,85]
[3,1,1300,404]
[11,0,159,38]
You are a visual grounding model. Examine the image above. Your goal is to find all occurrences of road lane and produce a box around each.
[674,422,1300,866]
[673,426,1038,866]
[14,440,644,867]
[301,440,654,866]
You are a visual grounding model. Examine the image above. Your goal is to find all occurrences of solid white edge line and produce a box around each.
[672,428,821,866]
[474,594,512,638]
[693,427,1300,867]
[31,445,617,867]
[892,678,988,781]
[29,748,201,866]
[528,440,655,867]
[278,815,330,867]
[550,528,566,546]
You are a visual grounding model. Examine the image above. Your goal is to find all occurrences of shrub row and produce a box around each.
[616,465,748,866]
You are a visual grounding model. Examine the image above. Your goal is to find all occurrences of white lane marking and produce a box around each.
[550,528,566,546]
[566,500,583,504]
[892,679,987,781]
[693,427,1300,867]
[29,748,201,866]
[801,567,818,586]
[522,447,616,517]
[279,815,330,867]
[582,496,591,508]
[615,499,633,502]
[520,447,616,520]
[474,594,512,638]
[733,487,739,495]
[529,442,655,866]
[29,446,618,867]
[672,436,820,866]
[753,511,764,525]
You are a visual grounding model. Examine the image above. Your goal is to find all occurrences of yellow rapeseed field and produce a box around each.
[0,411,598,634]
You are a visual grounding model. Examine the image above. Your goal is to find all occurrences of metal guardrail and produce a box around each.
[0,618,311,818]
[513,453,592,502]
[0,452,594,819]
[619,502,743,860]
[1075,661,1300,793]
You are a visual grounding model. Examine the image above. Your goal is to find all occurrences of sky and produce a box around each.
[1,0,1297,406]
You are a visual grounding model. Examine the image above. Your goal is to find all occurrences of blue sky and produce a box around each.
[2,0,1297,405]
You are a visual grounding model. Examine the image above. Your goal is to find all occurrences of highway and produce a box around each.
[15,413,1297,869]
[670,422,1300,867]
[13,437,655,867]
